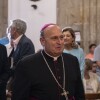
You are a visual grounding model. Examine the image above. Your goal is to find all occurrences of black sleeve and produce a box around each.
[0,45,10,84]
[11,60,31,100]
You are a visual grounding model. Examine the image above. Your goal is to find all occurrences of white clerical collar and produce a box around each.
[44,50,60,61]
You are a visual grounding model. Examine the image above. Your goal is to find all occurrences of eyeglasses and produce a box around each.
[45,35,64,41]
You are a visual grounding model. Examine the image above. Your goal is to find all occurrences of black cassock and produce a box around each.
[12,50,85,100]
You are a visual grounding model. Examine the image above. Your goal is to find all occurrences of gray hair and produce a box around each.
[11,19,27,35]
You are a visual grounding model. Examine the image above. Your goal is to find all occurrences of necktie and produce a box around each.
[9,48,14,58]
[8,48,14,68]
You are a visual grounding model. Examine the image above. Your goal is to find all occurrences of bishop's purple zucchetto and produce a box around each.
[40,23,56,32]
[40,23,56,37]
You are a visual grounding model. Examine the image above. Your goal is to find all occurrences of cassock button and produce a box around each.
[57,68,59,71]
[58,76,61,79]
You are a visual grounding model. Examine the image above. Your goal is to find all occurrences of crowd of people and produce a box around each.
[0,19,100,100]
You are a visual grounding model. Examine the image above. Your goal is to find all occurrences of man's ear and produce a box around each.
[13,27,17,33]
[40,37,45,46]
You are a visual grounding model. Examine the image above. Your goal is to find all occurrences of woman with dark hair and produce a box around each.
[62,27,85,78]
[85,43,96,60]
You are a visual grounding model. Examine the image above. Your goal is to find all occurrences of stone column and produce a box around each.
[0,0,8,38]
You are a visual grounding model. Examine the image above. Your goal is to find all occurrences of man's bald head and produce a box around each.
[40,23,61,37]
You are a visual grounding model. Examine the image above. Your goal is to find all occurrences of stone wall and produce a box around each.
[57,0,100,54]
[0,0,8,37]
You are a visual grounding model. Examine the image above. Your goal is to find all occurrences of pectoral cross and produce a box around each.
[61,89,69,100]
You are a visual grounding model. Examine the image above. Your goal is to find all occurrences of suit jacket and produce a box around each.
[0,44,9,83]
[0,44,10,99]
[12,50,85,100]
[12,35,35,66]
[8,35,35,91]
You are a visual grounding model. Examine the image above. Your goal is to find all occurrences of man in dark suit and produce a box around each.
[12,24,85,100]
[0,44,10,100]
[7,19,35,97]
[11,34,35,67]
[9,19,35,66]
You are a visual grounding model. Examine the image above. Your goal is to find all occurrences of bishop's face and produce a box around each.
[40,25,64,57]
